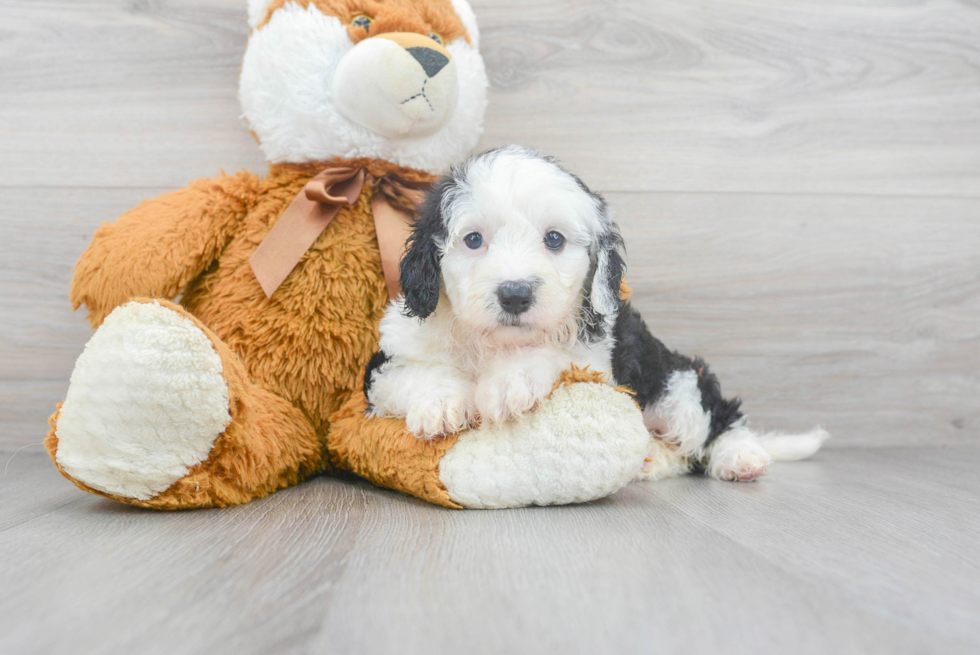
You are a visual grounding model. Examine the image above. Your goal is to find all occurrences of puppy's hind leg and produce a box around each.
[703,423,772,482]
[695,359,829,480]
[692,358,830,480]
[615,304,729,479]
[641,368,714,458]
[704,424,831,481]
[642,362,774,482]
[684,360,774,482]
[635,368,714,482]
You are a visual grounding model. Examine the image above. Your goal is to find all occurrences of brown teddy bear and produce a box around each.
[45,0,659,510]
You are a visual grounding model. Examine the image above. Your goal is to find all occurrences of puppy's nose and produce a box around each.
[497,281,534,316]
[406,47,449,78]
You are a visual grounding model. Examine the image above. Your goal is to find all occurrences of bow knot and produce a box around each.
[249,165,431,299]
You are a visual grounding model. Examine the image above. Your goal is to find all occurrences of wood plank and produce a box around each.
[478,0,980,195]
[2,187,976,450]
[0,446,85,533]
[0,1,978,195]
[4,448,975,654]
[0,455,370,654]
[643,446,980,650]
[0,0,266,189]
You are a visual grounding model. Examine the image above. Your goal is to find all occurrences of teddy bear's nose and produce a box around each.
[406,47,449,78]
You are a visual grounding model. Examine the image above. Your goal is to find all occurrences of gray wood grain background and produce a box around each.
[1,0,978,450]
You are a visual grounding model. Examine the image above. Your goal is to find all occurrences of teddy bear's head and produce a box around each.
[241,0,487,174]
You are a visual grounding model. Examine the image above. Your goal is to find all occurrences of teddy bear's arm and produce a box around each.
[70,171,261,327]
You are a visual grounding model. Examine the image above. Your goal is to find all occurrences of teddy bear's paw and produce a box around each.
[473,368,553,425]
[405,391,477,440]
[705,426,773,482]
[54,301,232,500]
[439,381,650,509]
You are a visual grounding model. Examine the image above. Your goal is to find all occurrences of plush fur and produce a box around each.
[48,299,324,510]
[46,0,490,509]
[68,159,427,439]
[55,301,233,500]
[436,371,650,509]
[240,0,487,172]
[366,147,829,481]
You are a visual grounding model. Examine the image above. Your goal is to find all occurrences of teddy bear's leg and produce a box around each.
[329,369,654,509]
[46,299,324,509]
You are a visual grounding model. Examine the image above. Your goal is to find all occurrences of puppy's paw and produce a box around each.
[405,391,477,440]
[707,437,772,482]
[474,369,553,424]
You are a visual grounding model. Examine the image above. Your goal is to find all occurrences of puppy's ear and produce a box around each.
[400,177,452,320]
[580,204,626,341]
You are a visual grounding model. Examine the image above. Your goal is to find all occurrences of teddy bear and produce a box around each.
[44,0,667,510]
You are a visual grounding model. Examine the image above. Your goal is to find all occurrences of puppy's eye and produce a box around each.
[429,32,444,45]
[351,15,373,31]
[463,232,484,249]
[544,231,565,250]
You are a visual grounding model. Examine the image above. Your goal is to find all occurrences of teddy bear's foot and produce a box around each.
[439,380,651,508]
[47,299,324,509]
[50,300,233,501]
[330,369,651,509]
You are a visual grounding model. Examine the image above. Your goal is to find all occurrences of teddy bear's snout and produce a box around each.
[330,31,459,140]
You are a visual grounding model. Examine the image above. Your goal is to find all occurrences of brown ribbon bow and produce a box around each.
[249,166,431,299]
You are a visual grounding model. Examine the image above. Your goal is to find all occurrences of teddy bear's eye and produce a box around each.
[429,32,443,45]
[351,15,373,31]
[463,232,483,249]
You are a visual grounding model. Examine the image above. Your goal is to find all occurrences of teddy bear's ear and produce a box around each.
[450,0,481,49]
[247,0,276,29]
[399,177,454,320]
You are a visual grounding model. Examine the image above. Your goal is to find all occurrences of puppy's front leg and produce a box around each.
[368,362,477,440]
[474,350,565,424]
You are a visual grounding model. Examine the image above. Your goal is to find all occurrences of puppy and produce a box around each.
[364,146,827,481]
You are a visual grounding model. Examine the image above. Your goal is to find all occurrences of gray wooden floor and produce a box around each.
[1,1,979,653]
[2,447,979,654]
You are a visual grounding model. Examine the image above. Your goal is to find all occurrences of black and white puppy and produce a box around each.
[365,146,827,481]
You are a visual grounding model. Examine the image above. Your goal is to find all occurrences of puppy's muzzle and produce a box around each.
[497,281,534,316]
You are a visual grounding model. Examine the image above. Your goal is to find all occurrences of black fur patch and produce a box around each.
[362,349,390,407]
[400,177,453,320]
[692,358,743,446]
[611,302,692,409]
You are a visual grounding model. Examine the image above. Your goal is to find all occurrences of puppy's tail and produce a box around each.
[757,427,830,461]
